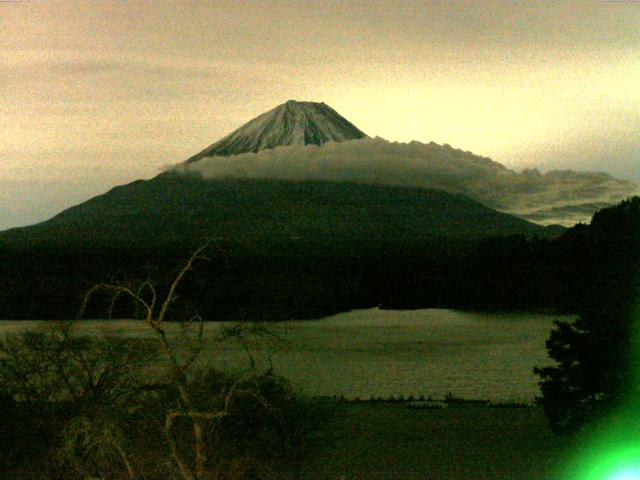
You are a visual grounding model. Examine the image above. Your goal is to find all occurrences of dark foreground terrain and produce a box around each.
[2,399,573,479]
[299,402,570,480]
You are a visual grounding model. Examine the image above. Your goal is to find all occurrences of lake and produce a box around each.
[0,308,570,402]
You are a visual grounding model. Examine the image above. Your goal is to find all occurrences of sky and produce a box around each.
[2,0,639,229]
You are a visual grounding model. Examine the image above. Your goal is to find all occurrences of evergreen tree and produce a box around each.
[535,197,640,433]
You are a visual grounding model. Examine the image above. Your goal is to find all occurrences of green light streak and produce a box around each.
[609,469,640,480]
[561,412,640,480]
[561,304,640,480]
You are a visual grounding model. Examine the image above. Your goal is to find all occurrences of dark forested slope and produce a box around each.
[0,175,554,320]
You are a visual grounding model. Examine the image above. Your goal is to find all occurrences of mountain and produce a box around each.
[178,100,638,227]
[0,100,565,320]
[0,175,553,253]
[186,100,367,163]
[0,175,557,320]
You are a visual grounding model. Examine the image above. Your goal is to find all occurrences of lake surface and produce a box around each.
[0,308,570,402]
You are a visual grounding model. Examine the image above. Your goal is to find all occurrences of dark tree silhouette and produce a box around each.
[535,197,640,433]
[534,304,636,433]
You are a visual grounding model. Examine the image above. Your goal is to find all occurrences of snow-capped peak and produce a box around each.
[186,100,367,163]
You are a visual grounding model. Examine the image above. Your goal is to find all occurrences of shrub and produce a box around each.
[0,322,157,406]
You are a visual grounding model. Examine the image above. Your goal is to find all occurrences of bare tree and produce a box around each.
[0,242,318,479]
[79,242,273,480]
[61,414,136,480]
[0,322,158,479]
[0,321,155,406]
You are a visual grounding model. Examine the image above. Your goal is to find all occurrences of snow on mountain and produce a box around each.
[185,100,367,163]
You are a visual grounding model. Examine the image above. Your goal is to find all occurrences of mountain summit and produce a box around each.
[186,100,367,162]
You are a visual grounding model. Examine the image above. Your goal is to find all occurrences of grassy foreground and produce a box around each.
[298,401,571,480]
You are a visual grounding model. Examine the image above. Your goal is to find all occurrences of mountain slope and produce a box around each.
[0,175,555,254]
[185,100,367,162]
[0,175,559,319]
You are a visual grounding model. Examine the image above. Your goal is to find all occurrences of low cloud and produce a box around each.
[173,137,639,226]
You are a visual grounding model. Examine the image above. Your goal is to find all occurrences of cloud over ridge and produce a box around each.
[175,137,638,226]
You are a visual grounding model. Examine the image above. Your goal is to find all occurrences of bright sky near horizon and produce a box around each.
[1,0,639,229]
